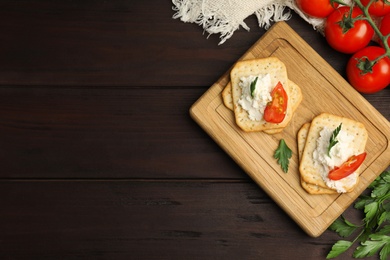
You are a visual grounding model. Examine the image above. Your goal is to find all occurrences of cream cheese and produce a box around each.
[312,126,358,193]
[238,74,273,121]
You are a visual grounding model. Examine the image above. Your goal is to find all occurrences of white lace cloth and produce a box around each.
[172,0,351,45]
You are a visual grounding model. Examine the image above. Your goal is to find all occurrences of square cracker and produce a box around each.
[297,123,338,195]
[222,78,302,134]
[222,82,234,110]
[299,113,368,192]
[230,57,290,132]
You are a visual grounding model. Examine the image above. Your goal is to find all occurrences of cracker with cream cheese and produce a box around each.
[298,123,338,195]
[223,79,302,134]
[299,113,368,193]
[229,57,294,132]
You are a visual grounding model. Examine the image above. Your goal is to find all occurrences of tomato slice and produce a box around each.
[263,82,288,123]
[328,152,367,181]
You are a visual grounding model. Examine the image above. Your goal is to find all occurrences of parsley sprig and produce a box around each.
[250,77,258,98]
[274,139,292,173]
[328,123,342,156]
[327,169,390,259]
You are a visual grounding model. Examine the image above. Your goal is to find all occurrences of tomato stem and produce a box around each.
[352,0,390,61]
[355,55,377,74]
[336,0,390,61]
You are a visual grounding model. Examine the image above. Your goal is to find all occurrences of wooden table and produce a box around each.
[0,1,388,259]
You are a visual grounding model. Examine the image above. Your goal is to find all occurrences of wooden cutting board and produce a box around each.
[190,22,390,237]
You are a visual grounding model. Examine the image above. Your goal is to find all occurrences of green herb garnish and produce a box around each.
[327,123,342,156]
[327,169,390,260]
[274,139,292,173]
[250,77,258,98]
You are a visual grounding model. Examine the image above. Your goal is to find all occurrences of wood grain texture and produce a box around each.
[0,0,388,259]
[0,1,264,87]
[0,180,354,259]
[191,22,390,237]
[0,87,248,179]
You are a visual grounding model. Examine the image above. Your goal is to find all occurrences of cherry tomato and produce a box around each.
[379,13,390,48]
[325,6,374,54]
[263,82,288,123]
[328,152,367,181]
[296,0,339,18]
[346,46,390,94]
[361,0,390,16]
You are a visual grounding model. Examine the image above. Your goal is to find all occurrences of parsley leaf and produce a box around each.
[328,216,359,237]
[364,202,379,224]
[379,211,390,226]
[353,234,390,259]
[250,77,258,98]
[327,169,390,259]
[327,123,342,156]
[354,195,375,210]
[380,242,390,260]
[274,139,292,173]
[327,240,353,259]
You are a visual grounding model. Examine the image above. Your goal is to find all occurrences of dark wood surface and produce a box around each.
[0,1,389,259]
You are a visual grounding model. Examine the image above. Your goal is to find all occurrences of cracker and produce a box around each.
[230,57,290,132]
[297,123,310,160]
[223,76,302,134]
[287,80,303,112]
[222,82,234,110]
[298,123,338,195]
[300,179,340,195]
[299,113,368,193]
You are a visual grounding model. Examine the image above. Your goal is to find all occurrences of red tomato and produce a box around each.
[380,13,390,48]
[361,0,390,16]
[328,152,367,181]
[325,6,374,54]
[346,46,390,94]
[263,82,288,124]
[296,0,339,18]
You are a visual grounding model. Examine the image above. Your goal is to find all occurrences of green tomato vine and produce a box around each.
[332,0,390,72]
